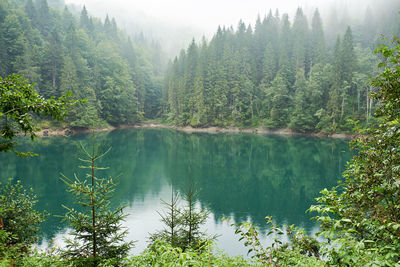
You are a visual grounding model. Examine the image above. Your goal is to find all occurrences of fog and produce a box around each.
[64,0,395,56]
[66,0,379,29]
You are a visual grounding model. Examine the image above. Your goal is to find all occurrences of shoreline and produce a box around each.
[35,123,358,139]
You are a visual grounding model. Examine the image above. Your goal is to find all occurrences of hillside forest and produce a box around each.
[0,0,164,129]
[1,0,400,133]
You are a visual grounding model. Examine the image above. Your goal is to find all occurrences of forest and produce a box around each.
[0,0,164,129]
[0,0,399,133]
[162,4,400,132]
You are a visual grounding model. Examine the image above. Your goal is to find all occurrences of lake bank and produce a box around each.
[35,122,358,139]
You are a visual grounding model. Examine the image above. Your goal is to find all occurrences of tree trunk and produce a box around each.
[341,96,345,119]
[91,153,97,266]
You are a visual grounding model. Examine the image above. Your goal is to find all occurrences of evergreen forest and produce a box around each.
[162,3,400,132]
[0,0,164,129]
[1,0,400,133]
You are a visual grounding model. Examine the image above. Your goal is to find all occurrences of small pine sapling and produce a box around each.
[60,133,133,266]
[148,188,184,248]
[180,179,211,251]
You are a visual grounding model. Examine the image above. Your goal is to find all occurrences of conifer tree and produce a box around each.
[341,27,357,85]
[292,8,310,76]
[0,14,24,75]
[149,179,212,251]
[149,189,183,247]
[36,0,50,36]
[61,134,133,266]
[290,69,314,132]
[62,6,75,31]
[25,0,37,26]
[41,29,63,97]
[261,42,276,86]
[80,5,93,33]
[310,9,326,66]
[180,181,210,250]
[278,14,295,87]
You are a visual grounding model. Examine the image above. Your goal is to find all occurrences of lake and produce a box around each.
[0,128,352,256]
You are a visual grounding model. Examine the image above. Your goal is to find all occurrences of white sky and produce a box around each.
[64,0,374,57]
[64,0,366,33]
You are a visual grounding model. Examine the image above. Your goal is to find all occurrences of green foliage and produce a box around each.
[0,179,47,264]
[180,181,212,250]
[0,74,76,155]
[18,249,70,267]
[227,217,323,266]
[149,181,213,251]
[0,179,46,245]
[128,240,252,267]
[60,134,133,266]
[309,37,400,266]
[149,189,184,248]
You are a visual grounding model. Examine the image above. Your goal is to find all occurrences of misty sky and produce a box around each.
[65,0,370,33]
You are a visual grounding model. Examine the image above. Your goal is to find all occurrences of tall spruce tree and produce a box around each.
[310,9,326,67]
[292,8,310,77]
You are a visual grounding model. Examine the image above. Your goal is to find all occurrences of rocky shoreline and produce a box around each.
[35,123,358,139]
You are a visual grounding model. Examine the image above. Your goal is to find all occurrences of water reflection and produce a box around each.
[0,128,352,255]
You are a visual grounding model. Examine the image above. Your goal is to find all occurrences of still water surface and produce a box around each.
[0,128,352,256]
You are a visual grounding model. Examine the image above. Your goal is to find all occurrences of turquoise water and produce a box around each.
[0,128,352,256]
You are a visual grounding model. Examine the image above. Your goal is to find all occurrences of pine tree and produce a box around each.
[260,42,276,86]
[13,28,41,88]
[290,69,314,132]
[104,15,112,37]
[80,6,92,32]
[36,0,50,36]
[341,27,357,85]
[327,36,343,130]
[25,0,37,26]
[264,74,290,128]
[110,18,118,39]
[253,14,268,84]
[342,27,358,117]
[180,181,210,250]
[278,14,295,87]
[62,6,75,31]
[0,14,24,75]
[292,8,310,76]
[40,29,63,97]
[310,9,326,67]
[149,189,183,247]
[61,134,133,266]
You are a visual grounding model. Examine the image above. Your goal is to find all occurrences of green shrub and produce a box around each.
[128,240,252,267]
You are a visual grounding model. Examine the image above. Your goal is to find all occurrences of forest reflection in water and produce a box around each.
[0,128,352,255]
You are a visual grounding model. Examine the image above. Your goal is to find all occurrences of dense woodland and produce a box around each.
[163,3,400,132]
[0,0,163,128]
[1,0,399,133]
[0,0,400,132]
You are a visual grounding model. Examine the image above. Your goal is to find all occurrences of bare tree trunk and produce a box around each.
[91,145,97,266]
[250,98,254,119]
[370,97,373,117]
[52,65,56,88]
[341,96,345,119]
[366,85,369,123]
